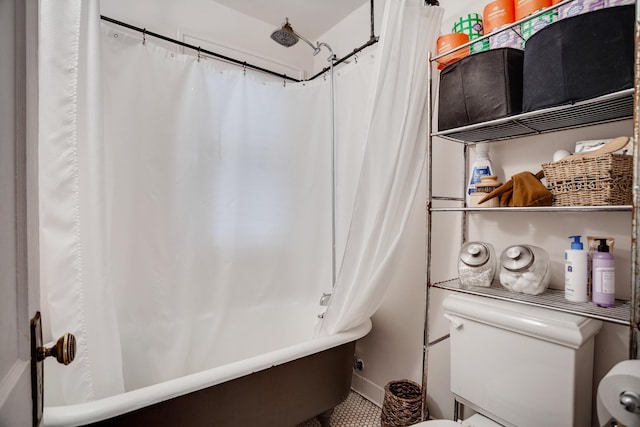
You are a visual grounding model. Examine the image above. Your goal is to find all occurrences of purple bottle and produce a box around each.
[592,239,615,308]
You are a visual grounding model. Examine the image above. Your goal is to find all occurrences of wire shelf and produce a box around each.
[430,205,632,213]
[432,89,634,143]
[433,279,630,325]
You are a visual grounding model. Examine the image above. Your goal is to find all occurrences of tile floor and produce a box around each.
[297,391,382,427]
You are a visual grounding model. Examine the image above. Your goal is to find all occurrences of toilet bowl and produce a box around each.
[413,413,499,426]
[412,421,459,426]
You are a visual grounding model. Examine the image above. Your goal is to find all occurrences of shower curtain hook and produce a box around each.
[283,76,286,87]
[243,62,247,76]
[142,28,146,45]
[197,46,202,62]
[354,53,358,64]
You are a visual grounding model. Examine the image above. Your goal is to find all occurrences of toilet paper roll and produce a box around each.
[436,33,470,69]
[520,9,558,43]
[452,14,490,54]
[557,0,604,20]
[452,13,484,39]
[484,0,516,34]
[489,26,523,50]
[597,360,640,427]
[605,0,634,6]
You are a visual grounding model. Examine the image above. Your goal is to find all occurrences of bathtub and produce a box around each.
[43,304,371,427]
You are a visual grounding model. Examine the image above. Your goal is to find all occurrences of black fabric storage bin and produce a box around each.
[438,48,524,131]
[522,5,634,112]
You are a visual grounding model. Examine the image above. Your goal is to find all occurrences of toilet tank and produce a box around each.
[443,294,602,427]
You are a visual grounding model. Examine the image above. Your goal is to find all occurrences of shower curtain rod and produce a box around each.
[99,15,379,83]
[100,15,301,82]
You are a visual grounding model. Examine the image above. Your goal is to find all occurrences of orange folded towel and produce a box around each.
[479,170,552,207]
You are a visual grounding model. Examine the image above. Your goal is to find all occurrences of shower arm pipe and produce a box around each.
[290,27,321,55]
[100,15,302,82]
[317,42,336,62]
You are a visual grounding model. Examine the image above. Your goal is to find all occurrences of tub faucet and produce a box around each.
[319,293,332,306]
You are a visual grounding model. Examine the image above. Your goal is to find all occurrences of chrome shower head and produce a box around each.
[271,18,324,56]
[271,18,299,47]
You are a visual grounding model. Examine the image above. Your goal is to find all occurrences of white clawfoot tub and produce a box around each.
[43,303,371,427]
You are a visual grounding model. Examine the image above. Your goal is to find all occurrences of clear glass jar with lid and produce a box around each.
[458,241,496,288]
[499,244,551,295]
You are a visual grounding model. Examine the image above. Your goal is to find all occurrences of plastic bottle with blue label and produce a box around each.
[592,239,615,308]
[564,235,589,303]
[467,143,494,206]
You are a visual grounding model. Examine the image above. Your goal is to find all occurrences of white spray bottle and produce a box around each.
[467,143,494,206]
[564,235,588,302]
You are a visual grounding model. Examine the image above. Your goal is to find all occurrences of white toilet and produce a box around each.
[415,294,603,427]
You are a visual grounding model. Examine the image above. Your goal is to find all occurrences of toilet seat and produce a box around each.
[412,421,460,426]
[412,413,500,426]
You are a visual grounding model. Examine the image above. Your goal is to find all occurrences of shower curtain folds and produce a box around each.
[102,27,335,392]
[40,2,336,402]
[40,0,125,403]
[39,0,442,407]
[319,0,444,335]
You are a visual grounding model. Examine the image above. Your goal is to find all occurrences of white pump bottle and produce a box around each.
[565,235,589,302]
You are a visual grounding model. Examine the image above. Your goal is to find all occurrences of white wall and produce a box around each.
[97,1,633,424]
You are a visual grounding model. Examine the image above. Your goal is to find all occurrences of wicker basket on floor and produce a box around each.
[542,153,632,206]
[380,379,423,427]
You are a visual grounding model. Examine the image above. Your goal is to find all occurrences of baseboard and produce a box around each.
[351,372,384,407]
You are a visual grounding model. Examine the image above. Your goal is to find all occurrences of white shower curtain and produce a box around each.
[320,0,444,334]
[39,0,442,404]
[40,0,125,403]
[41,1,332,399]
[100,28,333,390]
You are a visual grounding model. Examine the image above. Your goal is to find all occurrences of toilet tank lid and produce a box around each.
[443,294,603,349]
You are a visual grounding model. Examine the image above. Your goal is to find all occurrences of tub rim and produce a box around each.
[43,318,372,427]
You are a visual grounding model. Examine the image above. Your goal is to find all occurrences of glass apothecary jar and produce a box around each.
[458,241,497,288]
[499,244,551,295]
